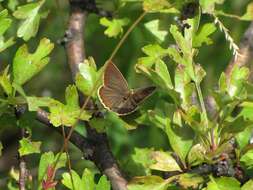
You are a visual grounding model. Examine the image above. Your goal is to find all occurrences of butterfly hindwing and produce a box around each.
[132,86,156,104]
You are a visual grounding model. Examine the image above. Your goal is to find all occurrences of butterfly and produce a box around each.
[98,61,156,115]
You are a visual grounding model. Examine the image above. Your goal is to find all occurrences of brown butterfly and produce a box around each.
[98,61,156,115]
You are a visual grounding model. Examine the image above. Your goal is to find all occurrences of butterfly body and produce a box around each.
[98,61,155,115]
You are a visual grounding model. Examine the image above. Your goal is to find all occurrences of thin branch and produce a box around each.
[15,107,28,190]
[60,1,128,189]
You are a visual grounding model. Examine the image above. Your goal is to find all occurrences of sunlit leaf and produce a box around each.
[128,176,170,190]
[143,0,177,13]
[13,38,54,85]
[150,151,182,172]
[13,0,47,41]
[193,23,217,47]
[177,173,204,189]
[242,179,253,190]
[0,66,12,96]
[241,2,253,21]
[62,170,84,190]
[75,57,100,97]
[27,85,91,127]
[206,176,240,190]
[96,175,111,190]
[38,151,67,189]
[144,19,168,42]
[18,138,41,156]
[240,149,253,169]
[100,17,129,38]
[200,0,225,14]
[0,9,15,52]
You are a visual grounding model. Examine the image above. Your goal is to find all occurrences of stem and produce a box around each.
[108,11,147,61]
[195,83,208,128]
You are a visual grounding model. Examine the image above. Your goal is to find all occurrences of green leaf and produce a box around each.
[170,25,195,80]
[38,152,54,183]
[150,151,182,172]
[100,17,129,38]
[166,110,194,162]
[27,96,55,111]
[75,57,100,97]
[13,0,47,41]
[236,126,253,149]
[0,9,12,35]
[155,60,173,89]
[136,44,169,68]
[131,148,154,175]
[242,179,253,190]
[195,64,206,84]
[48,85,91,127]
[142,0,176,13]
[148,101,175,130]
[206,176,240,190]
[240,149,253,169]
[38,151,67,187]
[144,19,168,42]
[187,143,206,166]
[96,175,111,190]
[0,9,15,52]
[13,38,54,85]
[174,64,194,108]
[82,169,95,190]
[128,176,170,190]
[27,86,91,127]
[0,66,12,96]
[0,141,2,156]
[193,23,217,47]
[170,25,191,57]
[200,0,225,14]
[62,170,84,190]
[222,116,252,135]
[18,138,41,156]
[241,2,253,21]
[228,66,249,98]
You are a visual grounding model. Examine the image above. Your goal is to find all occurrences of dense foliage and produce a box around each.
[1,0,253,190]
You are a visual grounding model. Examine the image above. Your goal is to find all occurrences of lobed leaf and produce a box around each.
[13,38,54,85]
[18,138,41,156]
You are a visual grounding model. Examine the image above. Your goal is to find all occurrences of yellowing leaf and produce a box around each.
[150,151,182,172]
[19,138,41,156]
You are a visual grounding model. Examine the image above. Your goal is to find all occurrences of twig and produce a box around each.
[15,107,28,190]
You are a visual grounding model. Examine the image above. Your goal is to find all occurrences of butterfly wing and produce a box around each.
[98,86,125,112]
[132,86,156,104]
[103,61,129,95]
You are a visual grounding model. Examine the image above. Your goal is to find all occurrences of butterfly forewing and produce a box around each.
[103,61,129,95]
